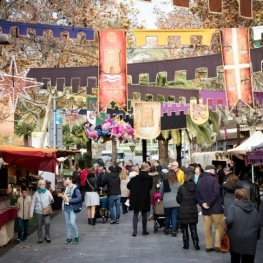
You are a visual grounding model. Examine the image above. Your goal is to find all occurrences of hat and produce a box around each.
[185,167,194,173]
[205,165,216,171]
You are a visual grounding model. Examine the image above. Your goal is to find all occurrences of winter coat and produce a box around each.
[30,190,54,215]
[101,172,121,197]
[176,181,198,225]
[62,184,82,211]
[176,169,185,185]
[222,183,238,216]
[149,171,160,199]
[225,200,261,255]
[85,174,98,192]
[16,195,32,220]
[160,179,180,208]
[195,172,224,215]
[129,171,138,179]
[127,171,153,212]
[120,177,130,197]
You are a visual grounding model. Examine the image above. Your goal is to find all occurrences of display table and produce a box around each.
[0,207,17,246]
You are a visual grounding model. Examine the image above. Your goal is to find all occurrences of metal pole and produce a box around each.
[252,165,255,184]
[53,95,56,148]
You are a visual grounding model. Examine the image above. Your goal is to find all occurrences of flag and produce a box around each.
[86,97,106,125]
[173,0,190,8]
[239,0,253,19]
[208,0,222,13]
[221,28,253,112]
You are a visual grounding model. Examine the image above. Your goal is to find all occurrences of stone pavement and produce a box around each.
[0,207,262,263]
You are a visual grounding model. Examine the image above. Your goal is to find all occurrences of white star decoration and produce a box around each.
[0,56,43,112]
[63,103,84,131]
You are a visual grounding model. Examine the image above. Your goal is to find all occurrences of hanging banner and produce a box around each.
[208,0,222,14]
[239,0,253,19]
[189,99,209,125]
[132,101,161,139]
[87,97,106,125]
[221,28,253,112]
[98,30,128,113]
[173,0,190,8]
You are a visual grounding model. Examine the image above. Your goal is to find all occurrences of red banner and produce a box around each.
[221,28,253,112]
[98,30,128,112]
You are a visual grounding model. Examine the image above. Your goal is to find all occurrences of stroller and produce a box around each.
[153,198,165,233]
[95,189,109,224]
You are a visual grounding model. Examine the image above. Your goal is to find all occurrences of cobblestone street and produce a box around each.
[0,208,262,263]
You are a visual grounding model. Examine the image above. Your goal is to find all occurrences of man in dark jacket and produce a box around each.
[195,165,224,252]
[127,163,153,237]
[101,166,121,224]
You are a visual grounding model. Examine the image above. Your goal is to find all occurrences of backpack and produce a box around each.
[72,188,82,213]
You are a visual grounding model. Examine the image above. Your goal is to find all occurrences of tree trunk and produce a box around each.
[68,155,73,168]
[23,135,29,146]
[39,85,52,148]
[111,139,117,164]
[86,139,92,167]
[74,152,80,168]
[158,139,169,166]
[176,144,182,167]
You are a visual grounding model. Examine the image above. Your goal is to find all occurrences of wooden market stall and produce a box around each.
[0,146,58,247]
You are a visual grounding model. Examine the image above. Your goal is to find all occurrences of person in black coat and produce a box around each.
[85,171,100,225]
[177,170,199,250]
[225,189,261,263]
[101,166,121,224]
[127,163,153,237]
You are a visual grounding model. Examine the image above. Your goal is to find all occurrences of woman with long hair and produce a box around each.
[85,170,100,225]
[29,180,54,243]
[177,171,199,250]
[129,165,139,179]
[225,189,261,263]
[120,169,130,214]
[160,171,180,237]
[222,174,239,216]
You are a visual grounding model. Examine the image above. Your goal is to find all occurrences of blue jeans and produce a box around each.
[108,195,121,220]
[64,205,79,239]
[18,217,29,241]
[164,207,179,232]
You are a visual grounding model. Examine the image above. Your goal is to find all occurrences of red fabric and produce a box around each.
[80,169,89,186]
[173,0,190,7]
[209,0,222,13]
[0,146,57,173]
[0,207,17,228]
[152,192,162,206]
[240,0,252,18]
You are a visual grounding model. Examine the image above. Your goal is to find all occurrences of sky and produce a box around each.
[120,0,175,28]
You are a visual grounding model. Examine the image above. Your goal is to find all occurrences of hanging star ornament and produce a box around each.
[63,103,84,131]
[0,56,43,112]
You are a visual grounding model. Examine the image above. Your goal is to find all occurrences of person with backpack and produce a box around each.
[61,175,82,244]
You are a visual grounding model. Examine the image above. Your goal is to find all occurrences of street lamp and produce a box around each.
[129,145,136,163]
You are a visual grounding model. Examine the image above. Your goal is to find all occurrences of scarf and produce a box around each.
[37,187,47,194]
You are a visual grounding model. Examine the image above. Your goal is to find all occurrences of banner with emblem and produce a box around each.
[98,30,128,113]
[221,28,253,112]
[132,101,161,140]
[86,97,106,125]
[189,99,209,125]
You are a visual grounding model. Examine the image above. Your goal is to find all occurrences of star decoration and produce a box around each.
[0,56,43,112]
[63,103,84,131]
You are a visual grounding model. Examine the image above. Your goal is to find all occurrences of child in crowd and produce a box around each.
[15,188,32,242]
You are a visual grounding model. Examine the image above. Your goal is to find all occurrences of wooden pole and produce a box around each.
[142,139,147,162]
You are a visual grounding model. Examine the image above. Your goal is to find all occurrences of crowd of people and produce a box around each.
[15,157,262,263]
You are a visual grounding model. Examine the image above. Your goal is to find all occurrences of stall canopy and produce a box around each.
[228,131,263,154]
[0,146,58,173]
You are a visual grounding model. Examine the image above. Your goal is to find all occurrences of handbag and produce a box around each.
[220,222,230,253]
[38,192,52,216]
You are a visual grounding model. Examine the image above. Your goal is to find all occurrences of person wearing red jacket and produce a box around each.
[79,167,89,201]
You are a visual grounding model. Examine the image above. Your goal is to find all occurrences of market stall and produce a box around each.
[0,146,58,247]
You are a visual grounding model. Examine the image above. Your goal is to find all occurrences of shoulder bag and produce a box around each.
[220,222,230,253]
[38,192,52,216]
